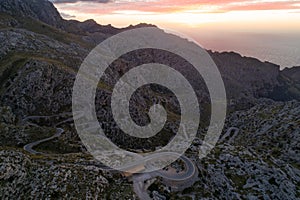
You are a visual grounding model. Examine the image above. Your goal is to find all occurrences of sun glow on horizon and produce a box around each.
[56,7,300,34]
[53,0,300,68]
[54,0,300,32]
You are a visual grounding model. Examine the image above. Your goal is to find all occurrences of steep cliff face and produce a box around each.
[0,0,63,27]
[209,51,281,103]
[269,66,300,101]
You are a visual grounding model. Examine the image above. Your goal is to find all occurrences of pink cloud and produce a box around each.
[54,0,300,15]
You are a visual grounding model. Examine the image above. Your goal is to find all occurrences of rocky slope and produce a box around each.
[199,100,300,199]
[0,148,141,199]
[150,100,300,199]
[0,107,136,199]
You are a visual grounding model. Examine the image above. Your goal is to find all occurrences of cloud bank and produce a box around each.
[50,0,111,3]
[52,0,300,14]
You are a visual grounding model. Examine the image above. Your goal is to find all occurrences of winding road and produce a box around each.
[153,155,196,181]
[22,113,239,199]
[133,127,240,199]
[219,127,239,143]
[132,154,197,200]
[23,128,64,155]
[22,112,198,199]
[22,113,71,155]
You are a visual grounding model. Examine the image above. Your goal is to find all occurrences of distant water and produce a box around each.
[191,32,300,70]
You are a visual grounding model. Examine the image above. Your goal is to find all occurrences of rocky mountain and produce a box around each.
[0,0,299,199]
[0,0,299,118]
[0,0,63,27]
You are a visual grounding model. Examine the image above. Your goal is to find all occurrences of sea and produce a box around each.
[193,32,300,70]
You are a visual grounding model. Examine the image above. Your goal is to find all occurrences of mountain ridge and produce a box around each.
[0,0,299,119]
[0,0,156,45]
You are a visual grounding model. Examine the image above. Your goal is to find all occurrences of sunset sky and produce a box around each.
[51,0,300,68]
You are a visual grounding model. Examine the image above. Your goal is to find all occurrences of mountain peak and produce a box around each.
[0,0,63,27]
